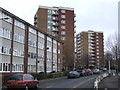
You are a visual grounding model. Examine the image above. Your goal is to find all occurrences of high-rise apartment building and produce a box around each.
[76,30,104,69]
[34,6,75,71]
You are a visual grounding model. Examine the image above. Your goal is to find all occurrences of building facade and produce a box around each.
[0,7,63,74]
[76,30,104,69]
[34,6,75,71]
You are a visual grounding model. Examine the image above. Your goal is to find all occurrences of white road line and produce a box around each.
[46,86,53,88]
[73,77,95,88]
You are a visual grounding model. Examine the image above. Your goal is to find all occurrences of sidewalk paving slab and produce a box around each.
[98,75,120,89]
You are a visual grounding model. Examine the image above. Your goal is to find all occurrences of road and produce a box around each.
[1,73,103,90]
[38,74,100,89]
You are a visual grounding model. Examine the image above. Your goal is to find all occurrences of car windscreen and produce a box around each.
[69,71,76,74]
[9,75,23,80]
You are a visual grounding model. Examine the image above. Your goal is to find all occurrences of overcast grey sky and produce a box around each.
[0,0,119,43]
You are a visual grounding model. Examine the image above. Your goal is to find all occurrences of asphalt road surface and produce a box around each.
[1,74,103,90]
[38,74,99,89]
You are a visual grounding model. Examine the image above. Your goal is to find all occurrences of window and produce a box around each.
[96,36,99,38]
[96,46,99,48]
[61,31,66,35]
[25,74,34,80]
[61,15,66,19]
[96,39,99,41]
[31,53,34,59]
[61,37,66,41]
[2,13,12,23]
[48,10,52,15]
[28,52,30,58]
[61,20,66,24]
[28,39,36,47]
[97,49,99,51]
[52,10,58,15]
[38,32,44,39]
[15,20,25,29]
[61,26,66,29]
[0,28,11,39]
[96,43,99,45]
[1,46,10,55]
[97,53,99,55]
[13,49,24,57]
[28,52,36,59]
[48,15,52,20]
[3,63,8,71]
[97,56,99,58]
[14,33,24,43]
[58,50,60,54]
[38,42,44,49]
[29,27,36,35]
[61,10,66,13]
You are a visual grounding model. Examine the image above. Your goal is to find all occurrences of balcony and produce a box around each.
[52,17,58,21]
[52,27,59,32]
[52,22,59,26]
[88,64,95,67]
[89,60,95,63]
[91,54,95,56]
[52,11,59,16]
[74,14,76,17]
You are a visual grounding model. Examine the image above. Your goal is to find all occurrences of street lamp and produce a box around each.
[108,55,112,74]
[108,59,111,74]
[0,17,9,20]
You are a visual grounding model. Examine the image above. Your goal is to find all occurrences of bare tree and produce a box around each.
[105,32,119,72]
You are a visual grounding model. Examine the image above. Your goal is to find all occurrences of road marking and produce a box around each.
[73,77,95,88]
[46,86,53,88]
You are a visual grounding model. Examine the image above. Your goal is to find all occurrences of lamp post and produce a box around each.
[108,59,111,74]
[108,55,112,74]
[0,17,9,20]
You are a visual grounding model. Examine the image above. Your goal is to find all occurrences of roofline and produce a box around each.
[0,7,63,43]
[38,5,74,11]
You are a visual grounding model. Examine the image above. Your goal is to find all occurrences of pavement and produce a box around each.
[98,73,120,90]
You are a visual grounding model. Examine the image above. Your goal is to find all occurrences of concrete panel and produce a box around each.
[13,56,24,64]
[28,46,36,53]
[1,54,10,63]
[13,42,24,50]
[28,58,36,65]
[2,38,11,48]
[14,26,25,35]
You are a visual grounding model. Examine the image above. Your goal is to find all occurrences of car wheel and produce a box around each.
[25,85,29,90]
[35,83,39,89]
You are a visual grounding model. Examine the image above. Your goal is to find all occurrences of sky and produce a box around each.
[0,0,119,44]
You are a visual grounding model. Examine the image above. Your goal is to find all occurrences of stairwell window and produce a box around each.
[61,10,66,13]
[61,15,66,19]
[61,26,66,29]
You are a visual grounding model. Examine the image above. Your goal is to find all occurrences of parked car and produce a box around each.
[6,73,39,89]
[103,68,107,72]
[67,71,80,78]
[77,70,85,77]
[80,69,87,76]
[82,69,93,76]
[93,69,100,74]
